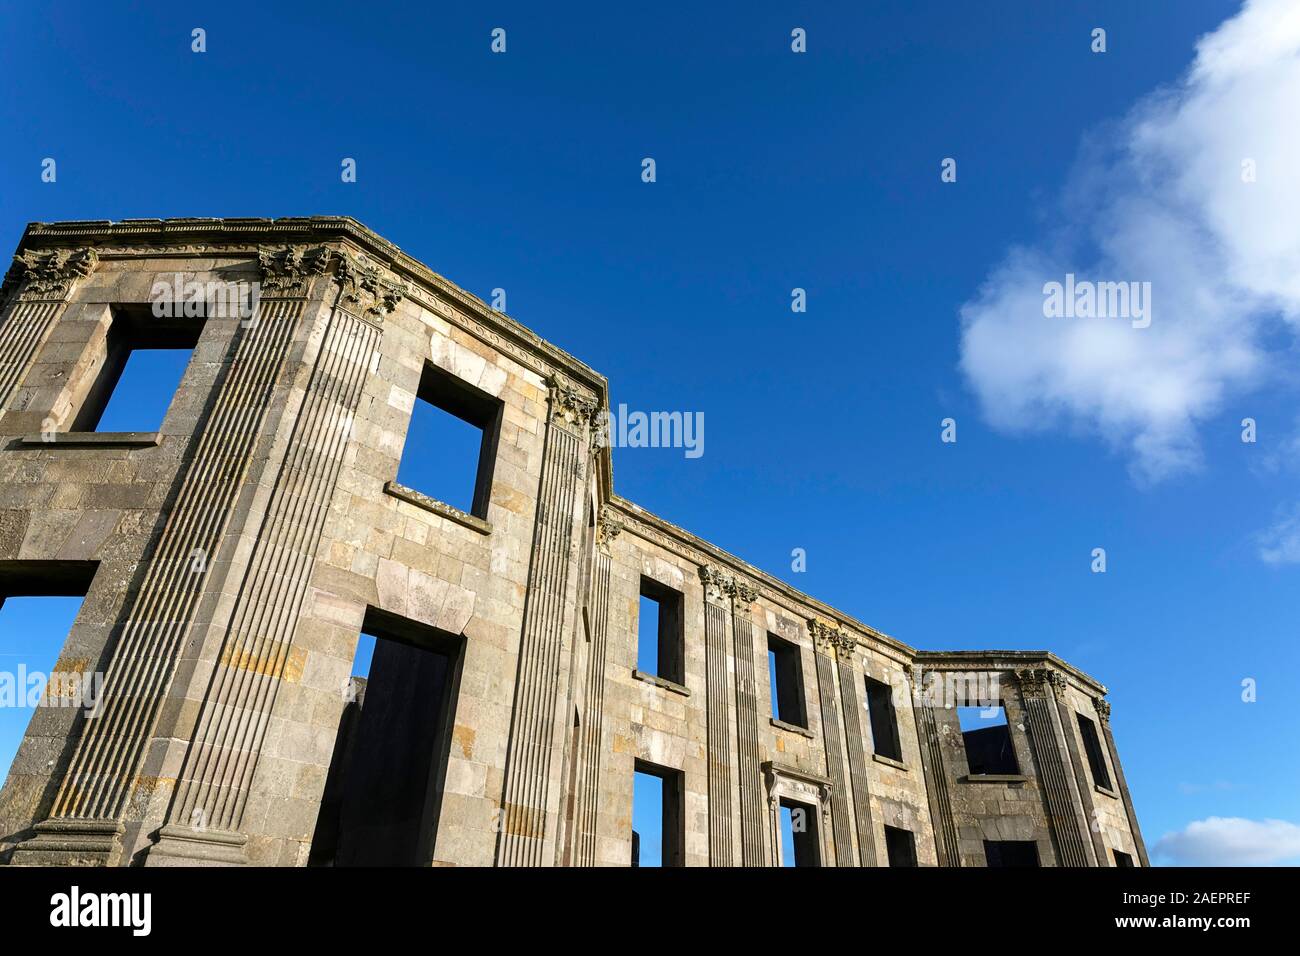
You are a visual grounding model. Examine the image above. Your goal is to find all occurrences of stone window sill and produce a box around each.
[770,717,814,739]
[961,773,1028,784]
[1094,783,1119,799]
[384,480,491,535]
[632,669,690,697]
[872,753,908,771]
[17,431,161,448]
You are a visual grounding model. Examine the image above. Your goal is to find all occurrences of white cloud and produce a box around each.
[1257,503,1300,563]
[959,0,1300,483]
[1153,816,1300,865]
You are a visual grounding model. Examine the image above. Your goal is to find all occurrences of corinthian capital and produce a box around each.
[4,247,97,302]
[1092,696,1111,724]
[732,578,759,607]
[257,245,330,297]
[335,249,406,320]
[596,508,623,552]
[1014,667,1064,698]
[546,373,599,430]
[699,563,734,604]
[808,617,841,654]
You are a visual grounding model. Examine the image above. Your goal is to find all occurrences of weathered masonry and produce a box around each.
[0,218,1146,867]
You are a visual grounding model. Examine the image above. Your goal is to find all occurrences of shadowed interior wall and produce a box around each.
[328,626,459,867]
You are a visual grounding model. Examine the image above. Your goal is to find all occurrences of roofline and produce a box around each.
[14,215,610,408]
[612,495,1108,694]
[10,216,1110,698]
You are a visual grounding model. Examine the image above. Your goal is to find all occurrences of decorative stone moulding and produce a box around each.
[2,247,98,302]
[334,248,407,320]
[596,508,623,552]
[1015,666,1066,697]
[546,372,599,429]
[256,244,330,296]
[699,563,734,603]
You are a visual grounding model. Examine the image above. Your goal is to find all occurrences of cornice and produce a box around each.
[609,495,911,660]
[7,217,1109,700]
[12,217,606,404]
[918,650,1107,695]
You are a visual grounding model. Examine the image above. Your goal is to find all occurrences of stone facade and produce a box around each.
[0,217,1146,867]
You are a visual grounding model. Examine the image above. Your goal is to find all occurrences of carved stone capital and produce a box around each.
[832,631,857,660]
[732,578,759,608]
[257,245,329,297]
[699,563,734,604]
[3,247,97,302]
[546,373,599,430]
[596,508,623,552]
[1092,696,1111,724]
[1014,666,1062,698]
[808,617,841,655]
[334,249,406,320]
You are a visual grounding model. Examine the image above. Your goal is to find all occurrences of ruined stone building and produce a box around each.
[0,218,1146,867]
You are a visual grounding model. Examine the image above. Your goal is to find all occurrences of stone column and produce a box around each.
[568,508,620,866]
[146,250,404,865]
[1054,677,1110,866]
[1095,697,1149,866]
[700,564,735,866]
[0,248,97,423]
[834,633,879,866]
[496,375,595,866]
[13,246,330,866]
[729,579,765,866]
[1014,668,1096,867]
[809,618,855,866]
[912,666,960,866]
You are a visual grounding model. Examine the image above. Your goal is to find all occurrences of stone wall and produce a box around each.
[0,218,1146,867]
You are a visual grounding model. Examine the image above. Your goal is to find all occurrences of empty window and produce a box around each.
[984,840,1040,867]
[0,561,97,785]
[308,608,462,867]
[779,798,821,867]
[632,760,684,867]
[884,825,918,867]
[865,677,903,761]
[767,634,807,727]
[1113,849,1135,867]
[1076,712,1113,790]
[637,577,684,684]
[395,362,503,519]
[73,307,200,433]
[958,705,1020,776]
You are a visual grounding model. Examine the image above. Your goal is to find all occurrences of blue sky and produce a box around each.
[2,0,1298,865]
